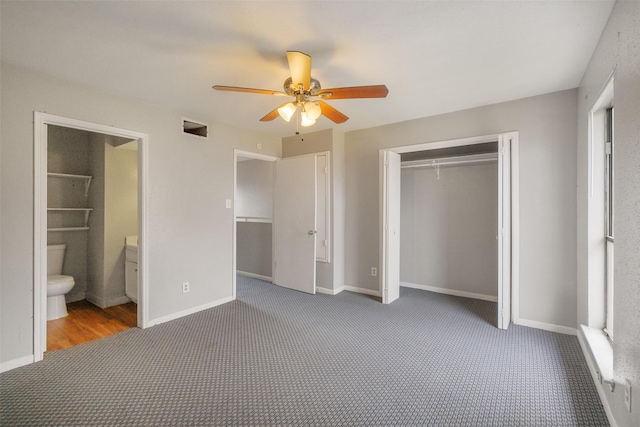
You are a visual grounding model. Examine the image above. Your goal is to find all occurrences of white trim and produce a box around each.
[0,355,35,373]
[577,327,618,427]
[513,318,577,335]
[400,281,498,302]
[233,149,279,301]
[511,136,521,324]
[33,112,150,362]
[316,153,331,263]
[236,270,272,282]
[579,325,613,381]
[316,286,344,296]
[344,286,381,297]
[390,133,501,154]
[147,296,234,327]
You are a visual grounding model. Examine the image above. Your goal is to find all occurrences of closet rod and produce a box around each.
[401,156,497,169]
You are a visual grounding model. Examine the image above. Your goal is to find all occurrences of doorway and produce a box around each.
[233,149,329,297]
[379,132,519,329]
[33,112,149,361]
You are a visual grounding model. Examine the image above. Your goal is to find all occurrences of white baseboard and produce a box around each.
[147,295,234,327]
[1,355,34,373]
[577,327,618,427]
[400,281,498,302]
[316,286,344,295]
[344,286,381,297]
[514,318,577,335]
[237,270,272,282]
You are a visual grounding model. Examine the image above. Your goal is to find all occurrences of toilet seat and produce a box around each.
[47,274,75,288]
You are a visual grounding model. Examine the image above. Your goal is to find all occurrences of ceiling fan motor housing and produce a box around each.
[283,77,321,97]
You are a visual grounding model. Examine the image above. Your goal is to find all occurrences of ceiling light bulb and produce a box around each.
[304,101,321,120]
[301,111,316,127]
[278,102,297,122]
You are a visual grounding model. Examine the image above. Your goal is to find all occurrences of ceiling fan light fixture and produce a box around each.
[304,101,322,121]
[278,102,297,122]
[300,111,316,127]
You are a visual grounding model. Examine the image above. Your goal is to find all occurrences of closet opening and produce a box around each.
[233,149,330,298]
[380,133,518,329]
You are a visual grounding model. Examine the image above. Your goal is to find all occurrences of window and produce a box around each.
[604,106,614,340]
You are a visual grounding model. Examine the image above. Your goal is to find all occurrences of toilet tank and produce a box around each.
[47,244,67,276]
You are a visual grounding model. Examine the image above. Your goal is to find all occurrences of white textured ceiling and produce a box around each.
[1,1,615,138]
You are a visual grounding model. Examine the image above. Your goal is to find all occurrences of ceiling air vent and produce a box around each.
[183,119,208,138]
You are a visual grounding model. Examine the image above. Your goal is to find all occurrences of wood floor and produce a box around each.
[46,300,137,353]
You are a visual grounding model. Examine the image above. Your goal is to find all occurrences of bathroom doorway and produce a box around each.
[33,113,149,361]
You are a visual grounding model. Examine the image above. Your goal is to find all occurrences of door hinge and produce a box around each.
[606,142,612,155]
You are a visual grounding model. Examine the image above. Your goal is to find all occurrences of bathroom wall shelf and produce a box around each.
[47,172,92,197]
[47,208,93,230]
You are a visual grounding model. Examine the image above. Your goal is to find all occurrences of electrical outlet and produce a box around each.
[596,371,602,384]
[371,267,377,277]
[182,282,190,294]
[625,380,632,413]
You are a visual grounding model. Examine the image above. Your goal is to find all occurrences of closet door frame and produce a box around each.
[379,132,519,329]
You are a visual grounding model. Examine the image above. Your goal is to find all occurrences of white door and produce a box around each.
[497,135,512,330]
[381,150,401,304]
[273,155,317,294]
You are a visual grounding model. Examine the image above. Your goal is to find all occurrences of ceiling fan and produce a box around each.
[213,51,389,127]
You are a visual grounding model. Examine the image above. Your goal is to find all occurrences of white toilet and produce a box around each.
[47,244,75,320]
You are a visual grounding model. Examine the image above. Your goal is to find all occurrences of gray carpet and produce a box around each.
[1,276,607,426]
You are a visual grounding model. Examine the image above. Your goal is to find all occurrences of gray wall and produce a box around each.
[400,162,498,298]
[0,62,281,364]
[87,133,105,307]
[236,222,272,278]
[345,89,578,328]
[236,159,273,219]
[236,159,273,278]
[87,134,137,308]
[47,125,91,303]
[104,141,137,305]
[576,2,640,426]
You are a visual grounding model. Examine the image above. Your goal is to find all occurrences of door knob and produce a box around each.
[308,230,317,235]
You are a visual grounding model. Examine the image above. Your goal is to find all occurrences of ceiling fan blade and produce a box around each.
[317,101,349,124]
[212,85,288,96]
[317,85,389,99]
[260,103,290,122]
[286,51,311,90]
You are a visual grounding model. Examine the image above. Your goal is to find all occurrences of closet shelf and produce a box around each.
[48,172,92,196]
[48,227,90,232]
[236,216,272,224]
